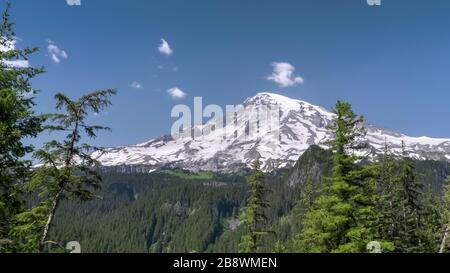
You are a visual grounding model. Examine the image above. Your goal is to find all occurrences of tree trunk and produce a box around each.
[37,187,64,253]
[37,113,79,253]
[439,225,450,253]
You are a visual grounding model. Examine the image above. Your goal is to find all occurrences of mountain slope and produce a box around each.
[50,146,450,253]
[94,92,450,173]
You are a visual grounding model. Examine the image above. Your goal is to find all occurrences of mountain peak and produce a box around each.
[251,92,298,103]
[95,92,450,173]
[247,92,307,110]
[254,91,288,98]
[247,92,332,120]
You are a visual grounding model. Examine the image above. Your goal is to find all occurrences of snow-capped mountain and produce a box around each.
[94,92,450,173]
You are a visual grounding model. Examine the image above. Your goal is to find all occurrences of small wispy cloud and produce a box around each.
[158,38,173,56]
[167,87,186,99]
[267,62,304,88]
[47,40,68,64]
[66,0,81,5]
[130,81,143,89]
[0,38,30,68]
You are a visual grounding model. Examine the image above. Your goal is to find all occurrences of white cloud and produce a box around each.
[158,38,173,56]
[167,87,186,99]
[0,38,30,68]
[66,0,81,6]
[130,81,143,89]
[267,62,304,88]
[47,41,68,64]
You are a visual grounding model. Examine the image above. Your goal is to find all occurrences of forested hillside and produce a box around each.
[46,146,450,253]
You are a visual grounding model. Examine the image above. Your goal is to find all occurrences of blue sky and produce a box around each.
[6,0,450,148]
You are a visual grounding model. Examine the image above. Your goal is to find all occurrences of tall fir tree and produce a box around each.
[292,176,317,250]
[296,101,382,253]
[372,142,410,252]
[439,177,450,253]
[375,142,397,241]
[239,160,269,253]
[11,90,116,252]
[0,2,44,252]
[418,186,442,252]
[372,141,440,252]
[393,142,425,252]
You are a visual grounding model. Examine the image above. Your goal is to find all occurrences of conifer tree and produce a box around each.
[374,142,401,250]
[439,177,450,253]
[292,176,316,250]
[393,143,425,252]
[239,160,269,253]
[296,101,381,253]
[418,186,442,252]
[273,240,286,253]
[0,3,44,252]
[375,142,440,252]
[12,90,116,252]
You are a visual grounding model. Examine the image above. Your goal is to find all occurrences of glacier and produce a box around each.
[93,92,450,173]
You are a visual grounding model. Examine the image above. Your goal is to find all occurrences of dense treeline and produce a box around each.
[43,150,450,253]
[50,173,248,253]
[291,101,447,253]
[1,3,450,253]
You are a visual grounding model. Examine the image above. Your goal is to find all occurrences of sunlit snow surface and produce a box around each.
[94,93,450,172]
